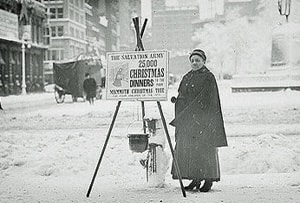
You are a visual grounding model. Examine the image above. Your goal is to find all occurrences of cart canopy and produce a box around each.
[53,59,102,97]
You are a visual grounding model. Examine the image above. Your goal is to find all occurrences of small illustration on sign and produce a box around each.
[112,63,129,87]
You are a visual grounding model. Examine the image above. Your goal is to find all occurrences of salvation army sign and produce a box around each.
[106,50,169,101]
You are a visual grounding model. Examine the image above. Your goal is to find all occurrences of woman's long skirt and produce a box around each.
[171,128,221,182]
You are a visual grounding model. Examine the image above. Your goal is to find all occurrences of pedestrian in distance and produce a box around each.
[170,49,228,192]
[83,73,97,104]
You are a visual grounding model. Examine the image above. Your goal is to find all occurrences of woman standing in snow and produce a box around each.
[170,49,228,192]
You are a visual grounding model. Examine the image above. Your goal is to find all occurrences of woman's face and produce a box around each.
[190,55,205,71]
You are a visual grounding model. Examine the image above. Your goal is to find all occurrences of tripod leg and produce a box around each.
[146,151,149,182]
[141,101,146,133]
[156,101,186,197]
[86,101,122,197]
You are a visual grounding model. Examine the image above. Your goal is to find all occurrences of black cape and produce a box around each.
[170,66,227,148]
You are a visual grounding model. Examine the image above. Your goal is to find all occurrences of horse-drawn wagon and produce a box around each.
[53,59,103,103]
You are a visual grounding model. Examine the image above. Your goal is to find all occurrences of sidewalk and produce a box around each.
[1,171,299,203]
[0,92,54,110]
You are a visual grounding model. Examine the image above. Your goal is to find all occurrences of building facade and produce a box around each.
[0,0,144,95]
[43,0,122,84]
[85,0,107,58]
[104,0,119,52]
[43,0,87,84]
[0,0,47,96]
[152,5,199,54]
[118,0,142,51]
[151,0,199,74]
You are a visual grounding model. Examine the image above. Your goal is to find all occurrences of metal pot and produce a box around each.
[127,133,149,153]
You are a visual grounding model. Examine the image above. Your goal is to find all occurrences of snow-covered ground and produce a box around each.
[1,81,300,203]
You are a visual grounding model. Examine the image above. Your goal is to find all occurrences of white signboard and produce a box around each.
[106,50,169,101]
[0,9,18,41]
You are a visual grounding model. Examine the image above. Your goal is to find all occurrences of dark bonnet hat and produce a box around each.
[189,49,206,62]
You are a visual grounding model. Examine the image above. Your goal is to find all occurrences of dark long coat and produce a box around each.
[83,78,97,98]
[170,66,227,181]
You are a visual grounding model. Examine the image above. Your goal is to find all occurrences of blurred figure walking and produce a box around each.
[83,73,97,104]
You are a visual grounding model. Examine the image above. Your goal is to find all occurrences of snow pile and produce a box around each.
[147,146,170,188]
[220,133,300,174]
[147,119,170,188]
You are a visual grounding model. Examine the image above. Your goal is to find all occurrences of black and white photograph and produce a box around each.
[1,0,300,202]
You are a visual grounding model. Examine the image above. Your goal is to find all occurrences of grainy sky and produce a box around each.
[141,0,179,26]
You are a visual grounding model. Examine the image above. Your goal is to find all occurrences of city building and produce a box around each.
[151,0,199,74]
[178,0,224,20]
[119,0,142,51]
[0,0,151,95]
[104,0,119,52]
[85,0,107,63]
[0,0,47,96]
[42,0,87,84]
[43,0,122,84]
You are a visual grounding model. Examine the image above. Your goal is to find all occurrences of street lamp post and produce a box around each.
[21,41,26,95]
[21,39,31,95]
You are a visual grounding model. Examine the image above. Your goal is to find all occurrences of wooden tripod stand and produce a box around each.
[86,17,186,198]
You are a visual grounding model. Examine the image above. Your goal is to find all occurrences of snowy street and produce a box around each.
[1,82,300,202]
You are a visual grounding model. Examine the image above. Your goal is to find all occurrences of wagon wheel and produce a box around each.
[54,89,65,104]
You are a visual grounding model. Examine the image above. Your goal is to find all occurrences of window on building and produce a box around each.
[37,26,42,44]
[80,15,83,24]
[49,7,64,19]
[70,9,74,20]
[75,0,79,7]
[76,47,81,55]
[50,49,64,61]
[32,23,37,43]
[50,8,56,19]
[75,12,79,22]
[76,30,79,38]
[60,50,64,60]
[43,26,50,45]
[51,50,57,60]
[44,50,50,61]
[48,50,51,60]
[57,26,64,36]
[50,26,64,38]
[57,8,63,18]
[70,27,74,37]
[70,45,75,57]
[51,26,56,37]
